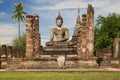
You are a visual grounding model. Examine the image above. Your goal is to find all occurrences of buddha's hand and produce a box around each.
[46,40,53,46]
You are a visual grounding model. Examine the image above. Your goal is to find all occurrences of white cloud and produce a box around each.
[30,0,120,23]
[29,0,58,4]
[0,0,3,4]
[30,0,119,19]
[31,0,111,10]
[105,1,120,13]
[29,0,47,3]
[94,0,120,21]
[0,23,18,45]
[0,12,5,16]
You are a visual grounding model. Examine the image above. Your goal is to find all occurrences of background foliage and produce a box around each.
[12,33,26,55]
[95,13,120,50]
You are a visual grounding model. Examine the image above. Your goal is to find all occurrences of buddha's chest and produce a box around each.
[54,29,65,35]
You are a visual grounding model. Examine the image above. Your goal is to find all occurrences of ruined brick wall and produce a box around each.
[96,46,112,58]
[26,14,41,58]
[0,45,23,59]
[1,45,7,58]
[113,38,120,58]
[77,4,94,57]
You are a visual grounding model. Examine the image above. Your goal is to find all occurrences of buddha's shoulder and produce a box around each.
[51,27,57,30]
[51,27,68,30]
[62,27,68,30]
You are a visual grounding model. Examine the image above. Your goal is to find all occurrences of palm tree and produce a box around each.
[12,2,26,50]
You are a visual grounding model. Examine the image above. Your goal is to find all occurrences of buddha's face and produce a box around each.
[56,19,63,27]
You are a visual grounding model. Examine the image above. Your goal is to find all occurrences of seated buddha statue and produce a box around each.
[46,11,70,47]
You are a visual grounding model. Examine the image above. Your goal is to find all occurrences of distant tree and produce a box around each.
[12,34,26,55]
[0,46,1,58]
[12,33,43,56]
[95,13,120,50]
[12,1,27,50]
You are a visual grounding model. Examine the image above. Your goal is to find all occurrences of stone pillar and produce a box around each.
[16,49,20,58]
[7,46,12,59]
[1,45,7,58]
[113,38,120,58]
[87,4,94,56]
[26,15,34,58]
[77,4,94,58]
[16,49,23,58]
[77,14,88,57]
[12,48,17,58]
[33,14,41,57]
[26,14,41,58]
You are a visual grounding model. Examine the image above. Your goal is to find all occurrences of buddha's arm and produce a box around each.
[64,28,69,41]
[50,29,54,41]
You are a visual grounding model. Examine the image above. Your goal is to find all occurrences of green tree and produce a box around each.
[95,13,120,50]
[12,1,26,50]
[12,34,26,56]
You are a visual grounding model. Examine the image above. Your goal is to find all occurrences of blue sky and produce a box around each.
[0,0,120,46]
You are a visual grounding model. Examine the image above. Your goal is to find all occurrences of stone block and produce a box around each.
[57,55,65,68]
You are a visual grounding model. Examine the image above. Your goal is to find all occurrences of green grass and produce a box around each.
[0,72,120,80]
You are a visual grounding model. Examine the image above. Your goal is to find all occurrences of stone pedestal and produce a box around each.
[44,47,76,52]
[43,46,76,55]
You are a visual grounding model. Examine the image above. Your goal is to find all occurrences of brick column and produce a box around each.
[77,4,94,58]
[77,14,88,57]
[26,15,34,58]
[26,14,41,58]
[33,14,41,57]
[1,45,7,58]
[87,4,94,57]
[7,46,12,59]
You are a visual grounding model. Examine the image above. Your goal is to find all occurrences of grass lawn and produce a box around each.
[0,72,120,80]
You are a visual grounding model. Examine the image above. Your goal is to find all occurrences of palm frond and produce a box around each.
[12,2,26,21]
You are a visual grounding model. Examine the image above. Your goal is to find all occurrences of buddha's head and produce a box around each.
[56,11,63,27]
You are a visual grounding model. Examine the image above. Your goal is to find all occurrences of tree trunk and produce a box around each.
[18,19,21,50]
